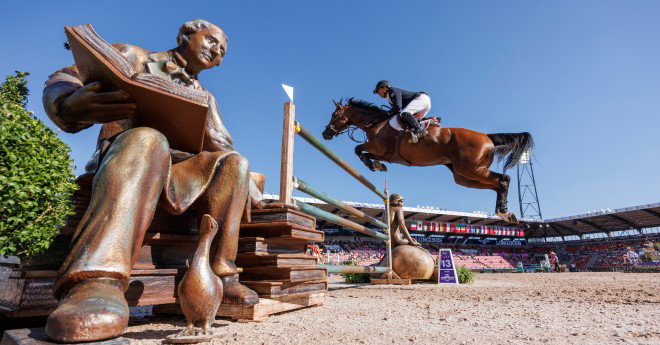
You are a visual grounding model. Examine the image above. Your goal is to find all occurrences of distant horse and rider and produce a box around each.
[321,80,534,224]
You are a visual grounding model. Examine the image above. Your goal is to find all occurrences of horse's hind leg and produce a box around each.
[452,165,516,222]
[452,172,498,191]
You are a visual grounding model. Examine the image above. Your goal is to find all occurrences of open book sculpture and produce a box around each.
[65,24,209,153]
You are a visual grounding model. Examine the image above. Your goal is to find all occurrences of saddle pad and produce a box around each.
[388,115,439,132]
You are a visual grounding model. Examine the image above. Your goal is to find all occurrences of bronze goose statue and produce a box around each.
[176,214,223,337]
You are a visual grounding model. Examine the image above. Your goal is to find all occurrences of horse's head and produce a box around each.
[322,100,351,140]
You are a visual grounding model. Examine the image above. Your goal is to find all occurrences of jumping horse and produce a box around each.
[321,98,533,224]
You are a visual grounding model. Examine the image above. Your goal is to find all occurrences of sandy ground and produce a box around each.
[124,272,660,345]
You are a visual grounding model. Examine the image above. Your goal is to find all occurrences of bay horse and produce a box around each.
[321,98,533,224]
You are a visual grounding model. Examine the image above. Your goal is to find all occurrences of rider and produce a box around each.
[373,80,430,143]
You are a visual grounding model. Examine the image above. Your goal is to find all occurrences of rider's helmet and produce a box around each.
[373,80,391,94]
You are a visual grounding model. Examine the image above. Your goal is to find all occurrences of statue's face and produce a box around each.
[182,25,227,75]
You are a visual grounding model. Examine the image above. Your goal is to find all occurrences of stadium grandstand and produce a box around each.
[263,194,660,272]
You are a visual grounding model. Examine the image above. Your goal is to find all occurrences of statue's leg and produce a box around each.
[196,153,258,305]
[46,128,170,343]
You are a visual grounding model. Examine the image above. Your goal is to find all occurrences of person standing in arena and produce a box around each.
[625,246,639,266]
[549,251,560,272]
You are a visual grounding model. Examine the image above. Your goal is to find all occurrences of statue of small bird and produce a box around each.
[176,214,223,337]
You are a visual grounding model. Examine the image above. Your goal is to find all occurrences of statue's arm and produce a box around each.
[396,208,421,247]
[203,94,236,152]
[42,66,92,133]
[42,44,140,134]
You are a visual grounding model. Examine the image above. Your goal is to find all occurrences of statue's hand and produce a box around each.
[59,82,136,124]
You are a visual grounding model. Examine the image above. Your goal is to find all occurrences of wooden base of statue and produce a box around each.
[0,328,129,345]
[155,206,327,322]
[155,292,325,323]
[370,271,411,285]
[0,178,326,323]
[162,330,224,344]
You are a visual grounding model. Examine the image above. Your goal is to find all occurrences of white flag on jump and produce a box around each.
[282,84,294,102]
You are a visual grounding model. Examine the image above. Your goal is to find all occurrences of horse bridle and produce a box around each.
[325,105,347,137]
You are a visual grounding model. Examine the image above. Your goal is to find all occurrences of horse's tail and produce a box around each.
[486,132,534,171]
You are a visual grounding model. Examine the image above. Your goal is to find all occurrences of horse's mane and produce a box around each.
[345,98,390,128]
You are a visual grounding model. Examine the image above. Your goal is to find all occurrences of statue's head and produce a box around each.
[177,19,227,75]
[390,194,404,207]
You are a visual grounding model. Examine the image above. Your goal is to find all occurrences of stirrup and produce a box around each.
[409,128,427,144]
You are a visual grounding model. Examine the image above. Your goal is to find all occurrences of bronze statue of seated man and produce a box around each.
[42,19,259,342]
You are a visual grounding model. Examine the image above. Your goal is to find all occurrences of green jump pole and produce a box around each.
[293,177,388,230]
[294,200,389,241]
[295,123,387,201]
[320,264,389,274]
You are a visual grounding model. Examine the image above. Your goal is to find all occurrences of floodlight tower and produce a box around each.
[516,149,542,220]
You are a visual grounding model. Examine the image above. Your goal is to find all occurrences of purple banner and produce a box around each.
[438,249,458,284]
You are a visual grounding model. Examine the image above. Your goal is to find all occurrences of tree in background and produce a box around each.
[0,71,78,257]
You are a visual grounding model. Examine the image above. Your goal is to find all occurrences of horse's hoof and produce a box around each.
[371,161,387,172]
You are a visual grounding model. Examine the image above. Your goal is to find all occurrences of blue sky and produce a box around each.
[2,1,659,219]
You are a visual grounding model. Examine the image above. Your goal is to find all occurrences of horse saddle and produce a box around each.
[388,114,441,132]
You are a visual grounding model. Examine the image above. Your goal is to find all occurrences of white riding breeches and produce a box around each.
[402,93,431,118]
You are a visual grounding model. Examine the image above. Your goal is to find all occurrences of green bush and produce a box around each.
[0,71,78,258]
[339,259,371,283]
[456,265,475,284]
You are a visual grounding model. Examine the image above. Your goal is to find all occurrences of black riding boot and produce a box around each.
[401,112,427,143]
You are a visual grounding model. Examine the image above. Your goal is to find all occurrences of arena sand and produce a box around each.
[124,272,659,345]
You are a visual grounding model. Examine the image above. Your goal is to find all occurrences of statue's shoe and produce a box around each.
[45,278,129,343]
[221,274,259,305]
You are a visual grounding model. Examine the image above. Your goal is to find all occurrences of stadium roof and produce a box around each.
[526,202,660,238]
[263,194,660,238]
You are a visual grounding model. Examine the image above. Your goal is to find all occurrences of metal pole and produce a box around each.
[320,264,390,274]
[529,160,542,219]
[294,200,389,241]
[295,123,387,201]
[293,177,388,229]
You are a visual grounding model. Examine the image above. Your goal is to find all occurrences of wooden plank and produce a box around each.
[153,293,325,322]
[239,225,324,242]
[239,266,326,283]
[370,278,412,285]
[237,237,308,254]
[248,207,316,229]
[236,253,318,267]
[240,280,327,298]
[279,102,295,205]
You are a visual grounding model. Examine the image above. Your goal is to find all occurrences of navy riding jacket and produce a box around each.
[387,87,425,114]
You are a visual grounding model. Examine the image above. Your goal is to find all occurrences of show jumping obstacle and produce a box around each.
[279,102,406,283]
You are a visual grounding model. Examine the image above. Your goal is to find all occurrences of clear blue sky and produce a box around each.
[2,1,659,219]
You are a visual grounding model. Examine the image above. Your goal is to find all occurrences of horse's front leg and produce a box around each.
[355,144,376,171]
[355,143,388,172]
